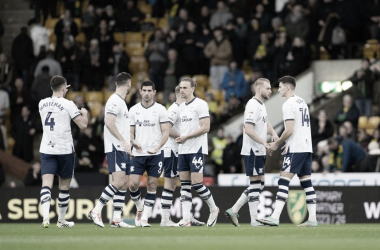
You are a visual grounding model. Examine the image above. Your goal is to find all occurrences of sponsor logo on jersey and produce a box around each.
[181,115,192,122]
[287,190,307,225]
[136,120,156,127]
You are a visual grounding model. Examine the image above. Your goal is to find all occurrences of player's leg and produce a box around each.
[139,175,158,227]
[111,174,135,228]
[56,152,76,228]
[39,153,58,228]
[161,151,178,226]
[298,153,317,227]
[129,173,143,226]
[177,154,192,227]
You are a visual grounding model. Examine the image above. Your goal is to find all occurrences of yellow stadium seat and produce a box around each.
[85,91,104,102]
[137,3,153,15]
[142,17,158,27]
[129,56,148,73]
[126,46,146,57]
[45,18,59,28]
[114,32,125,45]
[367,39,379,45]
[358,116,368,129]
[125,42,143,50]
[104,92,113,104]
[126,32,144,43]
[87,101,103,117]
[73,18,81,29]
[367,116,380,129]
[366,129,375,136]
[75,32,86,44]
[126,87,136,104]
[195,89,205,100]
[143,31,153,42]
[207,89,224,103]
[158,18,169,29]
[66,91,84,102]
[193,75,210,89]
[7,137,15,154]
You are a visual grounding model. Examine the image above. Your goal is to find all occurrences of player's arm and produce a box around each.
[270,120,294,152]
[176,117,210,144]
[148,122,170,154]
[130,125,142,152]
[245,123,266,145]
[168,123,179,138]
[267,121,279,142]
[73,108,88,129]
[105,113,131,154]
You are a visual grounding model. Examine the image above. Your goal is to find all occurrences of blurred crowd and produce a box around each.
[1,0,380,186]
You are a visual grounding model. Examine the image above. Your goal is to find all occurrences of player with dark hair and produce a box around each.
[89,72,135,228]
[128,80,170,227]
[39,75,88,228]
[257,76,318,227]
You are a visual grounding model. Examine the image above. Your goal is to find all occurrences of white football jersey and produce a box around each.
[130,102,169,156]
[164,102,181,158]
[104,93,130,153]
[39,97,80,155]
[178,98,209,155]
[241,98,268,156]
[282,95,313,153]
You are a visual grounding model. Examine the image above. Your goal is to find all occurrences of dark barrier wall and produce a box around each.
[1,187,379,224]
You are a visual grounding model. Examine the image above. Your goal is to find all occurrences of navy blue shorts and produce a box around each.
[281,152,312,176]
[164,150,179,178]
[178,151,205,174]
[243,149,266,176]
[41,153,75,178]
[130,151,164,177]
[106,150,131,175]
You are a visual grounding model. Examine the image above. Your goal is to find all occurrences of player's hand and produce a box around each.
[175,136,188,144]
[80,108,88,116]
[132,140,142,153]
[281,144,287,155]
[147,147,159,154]
[272,135,280,143]
[121,139,131,154]
[267,142,279,154]
[264,143,272,156]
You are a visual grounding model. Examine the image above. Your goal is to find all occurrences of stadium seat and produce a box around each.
[142,17,158,27]
[195,89,205,100]
[319,46,330,60]
[66,91,84,102]
[87,101,103,117]
[207,89,224,103]
[137,2,153,15]
[75,32,86,44]
[358,116,368,129]
[85,92,104,103]
[158,18,169,29]
[129,56,148,73]
[126,32,144,43]
[114,32,125,45]
[125,46,146,57]
[73,18,81,29]
[366,128,375,136]
[156,92,163,103]
[104,92,113,104]
[193,75,210,89]
[126,87,136,104]
[125,42,144,50]
[143,31,153,42]
[367,116,380,129]
[45,18,59,28]
[7,137,15,154]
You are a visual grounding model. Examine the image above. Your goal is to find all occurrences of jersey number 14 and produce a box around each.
[299,108,310,127]
[45,112,56,131]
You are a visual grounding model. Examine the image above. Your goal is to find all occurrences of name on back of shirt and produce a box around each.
[39,101,65,111]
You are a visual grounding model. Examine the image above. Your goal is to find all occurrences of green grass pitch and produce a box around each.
[0,223,379,250]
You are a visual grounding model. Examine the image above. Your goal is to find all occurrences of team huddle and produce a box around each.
[37,73,317,228]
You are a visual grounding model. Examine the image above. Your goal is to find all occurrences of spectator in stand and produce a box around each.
[144,29,168,92]
[171,8,189,34]
[372,128,380,143]
[41,0,57,24]
[162,49,185,104]
[28,18,49,57]
[31,66,52,107]
[120,0,145,32]
[282,37,311,77]
[104,5,118,32]
[73,94,89,111]
[252,3,272,31]
[9,78,30,124]
[178,21,200,75]
[311,109,334,152]
[349,58,374,118]
[222,60,248,101]
[210,127,227,176]
[204,27,232,90]
[222,134,239,173]
[12,106,36,163]
[225,20,242,67]
[358,129,372,151]
[57,39,80,91]
[361,141,380,172]
[0,19,3,54]
[227,0,247,19]
[92,19,114,58]
[107,43,130,91]
[252,33,273,81]
[81,4,97,42]
[34,51,62,78]
[92,105,105,140]
[209,1,233,30]
[235,16,248,41]
[0,53,14,90]
[270,17,285,40]
[196,27,213,75]
[0,83,9,120]
[327,136,366,172]
[285,5,309,41]
[82,39,104,90]
[343,121,357,142]
[273,32,290,84]
[54,9,79,52]
[205,92,218,115]
[245,18,261,67]
[24,161,42,186]
[334,94,360,131]
[195,5,211,31]
[76,126,104,172]
[11,27,34,87]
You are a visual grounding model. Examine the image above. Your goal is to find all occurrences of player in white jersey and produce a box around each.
[257,76,318,227]
[175,77,219,227]
[225,78,278,227]
[38,76,88,228]
[159,85,205,227]
[89,73,135,228]
[128,80,170,227]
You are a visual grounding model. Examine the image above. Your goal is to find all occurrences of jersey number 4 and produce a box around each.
[45,112,56,131]
[299,108,310,127]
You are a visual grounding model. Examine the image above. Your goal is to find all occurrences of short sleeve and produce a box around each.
[68,101,81,120]
[159,106,169,123]
[282,102,296,121]
[106,97,121,117]
[167,105,179,126]
[129,106,136,126]
[197,101,209,120]
[244,101,259,125]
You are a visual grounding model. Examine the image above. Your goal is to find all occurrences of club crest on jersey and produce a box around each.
[296,99,304,104]
[130,166,134,172]
[287,190,307,225]
[262,116,267,123]
[124,112,128,118]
